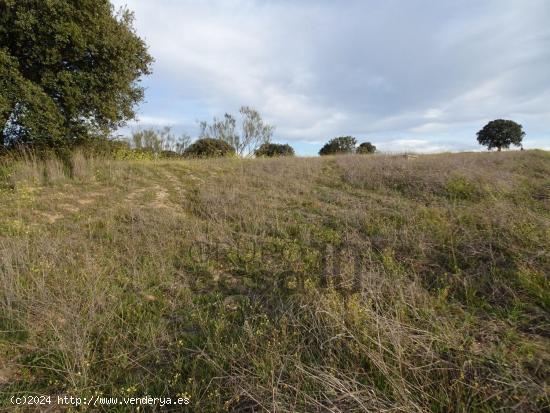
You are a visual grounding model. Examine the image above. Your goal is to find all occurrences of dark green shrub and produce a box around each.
[357,142,376,154]
[254,143,295,157]
[319,136,357,156]
[183,138,236,158]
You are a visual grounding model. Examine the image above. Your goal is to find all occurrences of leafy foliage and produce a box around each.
[0,50,65,149]
[357,142,376,154]
[477,119,525,151]
[199,107,274,156]
[183,138,236,158]
[319,136,357,155]
[254,143,295,157]
[0,0,153,149]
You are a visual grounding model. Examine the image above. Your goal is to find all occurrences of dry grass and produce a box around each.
[0,150,549,411]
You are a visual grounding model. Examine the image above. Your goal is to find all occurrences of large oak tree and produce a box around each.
[477,119,525,151]
[0,0,153,149]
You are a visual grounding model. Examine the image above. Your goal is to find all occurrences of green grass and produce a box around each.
[0,150,549,411]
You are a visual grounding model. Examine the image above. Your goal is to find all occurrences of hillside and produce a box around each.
[1,150,549,412]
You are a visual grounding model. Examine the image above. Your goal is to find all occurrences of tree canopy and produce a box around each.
[183,138,236,158]
[477,119,525,151]
[357,142,376,154]
[254,143,295,157]
[0,0,153,149]
[319,136,357,156]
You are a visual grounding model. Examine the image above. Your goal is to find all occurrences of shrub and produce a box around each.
[254,143,295,157]
[319,136,357,156]
[356,142,376,154]
[477,119,525,151]
[183,138,236,158]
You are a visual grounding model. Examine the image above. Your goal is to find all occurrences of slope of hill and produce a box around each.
[1,150,549,411]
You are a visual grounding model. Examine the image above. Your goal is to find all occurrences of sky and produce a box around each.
[111,0,550,155]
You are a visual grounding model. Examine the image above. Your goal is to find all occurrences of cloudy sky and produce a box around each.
[111,0,550,155]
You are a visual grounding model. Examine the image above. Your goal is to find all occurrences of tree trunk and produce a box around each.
[497,147,501,152]
[0,118,6,149]
[0,110,10,149]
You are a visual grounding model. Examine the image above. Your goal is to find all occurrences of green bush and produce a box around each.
[254,143,295,157]
[319,136,357,156]
[184,138,236,158]
[357,142,376,154]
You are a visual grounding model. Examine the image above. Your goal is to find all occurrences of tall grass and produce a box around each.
[0,150,548,411]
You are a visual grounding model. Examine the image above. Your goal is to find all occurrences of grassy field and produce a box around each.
[0,150,549,412]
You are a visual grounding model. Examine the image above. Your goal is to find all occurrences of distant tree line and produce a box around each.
[319,136,376,156]
[125,106,289,159]
[314,119,526,156]
[121,116,527,159]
